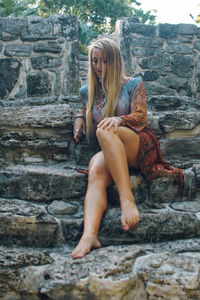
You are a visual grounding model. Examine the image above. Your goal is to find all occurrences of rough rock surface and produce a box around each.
[114,20,200,99]
[0,239,200,300]
[0,94,199,300]
[0,15,79,99]
[0,58,21,98]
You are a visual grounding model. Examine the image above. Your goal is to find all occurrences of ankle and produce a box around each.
[120,195,136,208]
[82,232,98,239]
[119,192,135,202]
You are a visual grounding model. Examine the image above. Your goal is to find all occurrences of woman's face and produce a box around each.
[92,48,107,80]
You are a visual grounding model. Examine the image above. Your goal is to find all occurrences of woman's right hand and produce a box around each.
[73,117,86,143]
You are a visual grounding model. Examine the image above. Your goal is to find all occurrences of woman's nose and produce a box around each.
[97,60,102,69]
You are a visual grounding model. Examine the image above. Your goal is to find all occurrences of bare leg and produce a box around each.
[72,152,112,259]
[96,126,140,231]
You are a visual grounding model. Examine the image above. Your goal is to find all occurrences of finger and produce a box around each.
[83,122,86,135]
[97,119,104,127]
[106,120,115,130]
[74,135,79,143]
[97,121,105,128]
[73,131,79,142]
[97,118,109,128]
[114,122,118,132]
[102,118,115,129]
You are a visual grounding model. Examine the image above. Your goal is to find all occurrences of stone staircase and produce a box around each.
[0,94,200,300]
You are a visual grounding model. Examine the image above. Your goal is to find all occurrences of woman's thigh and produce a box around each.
[116,126,140,168]
[88,151,112,187]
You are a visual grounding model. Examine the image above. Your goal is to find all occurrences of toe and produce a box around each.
[121,216,129,231]
[71,247,80,259]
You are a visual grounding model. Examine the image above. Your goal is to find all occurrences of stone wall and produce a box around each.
[0,15,79,100]
[114,18,200,99]
[1,16,200,100]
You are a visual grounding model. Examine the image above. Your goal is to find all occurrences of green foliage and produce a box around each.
[133,8,157,24]
[0,0,39,17]
[14,0,39,17]
[78,21,99,54]
[79,21,99,46]
[195,13,200,23]
[37,0,156,31]
[0,0,15,16]
[189,3,200,24]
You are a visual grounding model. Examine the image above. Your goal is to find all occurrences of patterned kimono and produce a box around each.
[79,78,184,196]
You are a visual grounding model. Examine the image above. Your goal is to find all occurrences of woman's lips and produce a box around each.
[97,71,102,77]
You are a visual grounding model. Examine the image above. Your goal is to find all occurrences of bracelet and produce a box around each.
[75,113,85,121]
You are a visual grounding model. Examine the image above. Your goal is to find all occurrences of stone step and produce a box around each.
[0,163,198,248]
[0,165,87,202]
[0,104,74,167]
[148,109,200,139]
[63,200,200,245]
[160,137,200,167]
[0,194,200,248]
[0,93,199,112]
[147,94,200,112]
[74,136,200,170]
[0,163,199,204]
[75,109,200,168]
[0,163,198,249]
[0,198,60,247]
[0,103,199,167]
[1,238,200,299]
[0,196,82,248]
[148,109,200,166]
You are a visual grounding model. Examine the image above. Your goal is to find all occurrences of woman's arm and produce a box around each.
[120,81,147,129]
[73,99,86,142]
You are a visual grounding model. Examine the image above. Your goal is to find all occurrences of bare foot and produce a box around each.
[120,197,139,231]
[71,234,101,259]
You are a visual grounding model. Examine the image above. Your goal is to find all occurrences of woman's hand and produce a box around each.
[97,117,122,133]
[73,117,86,143]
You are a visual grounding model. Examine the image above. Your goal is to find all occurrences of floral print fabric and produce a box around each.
[80,78,146,130]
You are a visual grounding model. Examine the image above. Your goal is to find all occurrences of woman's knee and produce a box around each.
[96,127,112,144]
[88,154,111,185]
[88,162,103,180]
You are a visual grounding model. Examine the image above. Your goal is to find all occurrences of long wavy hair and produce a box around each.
[86,38,125,139]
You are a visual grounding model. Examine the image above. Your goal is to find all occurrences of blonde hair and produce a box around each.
[86,38,125,139]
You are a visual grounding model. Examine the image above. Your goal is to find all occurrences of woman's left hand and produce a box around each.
[97,117,122,133]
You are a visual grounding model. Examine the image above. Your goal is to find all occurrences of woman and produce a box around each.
[72,38,183,259]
